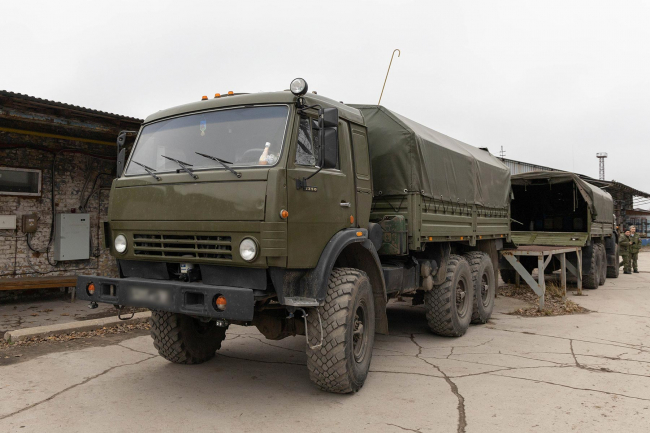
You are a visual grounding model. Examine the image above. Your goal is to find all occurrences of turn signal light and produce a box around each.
[280,209,289,219]
[356,231,363,237]
[87,283,95,296]
[201,96,208,100]
[215,296,227,311]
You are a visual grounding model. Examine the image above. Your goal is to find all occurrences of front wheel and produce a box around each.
[306,268,376,394]
[150,311,226,364]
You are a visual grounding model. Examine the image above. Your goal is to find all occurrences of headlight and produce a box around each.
[114,234,127,254]
[239,238,258,262]
[290,78,308,96]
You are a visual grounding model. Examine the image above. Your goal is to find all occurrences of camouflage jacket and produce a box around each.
[629,233,642,253]
[619,234,631,253]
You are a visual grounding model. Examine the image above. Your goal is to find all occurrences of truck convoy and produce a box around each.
[77,78,511,393]
[501,171,618,288]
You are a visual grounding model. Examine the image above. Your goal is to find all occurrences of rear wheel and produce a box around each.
[583,245,599,289]
[150,311,226,364]
[596,243,607,286]
[465,252,495,324]
[607,244,620,278]
[306,268,375,394]
[499,268,517,284]
[424,255,473,337]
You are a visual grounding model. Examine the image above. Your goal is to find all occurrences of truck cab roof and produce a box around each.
[143,91,365,125]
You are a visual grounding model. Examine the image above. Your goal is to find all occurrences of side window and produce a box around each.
[295,117,319,166]
[352,131,370,179]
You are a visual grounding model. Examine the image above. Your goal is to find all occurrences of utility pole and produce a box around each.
[499,146,506,159]
[596,152,607,180]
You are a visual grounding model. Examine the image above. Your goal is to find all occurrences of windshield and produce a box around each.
[125,105,289,176]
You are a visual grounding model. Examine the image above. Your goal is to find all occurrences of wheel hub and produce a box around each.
[353,303,368,363]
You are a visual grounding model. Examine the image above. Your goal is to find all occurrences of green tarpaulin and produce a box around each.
[510,171,614,223]
[352,105,511,208]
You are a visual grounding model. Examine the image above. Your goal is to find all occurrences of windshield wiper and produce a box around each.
[161,155,199,179]
[131,160,161,181]
[195,152,242,178]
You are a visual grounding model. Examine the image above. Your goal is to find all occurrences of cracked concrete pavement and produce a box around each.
[1,253,650,432]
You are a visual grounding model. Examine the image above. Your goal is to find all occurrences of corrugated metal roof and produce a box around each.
[0,90,142,123]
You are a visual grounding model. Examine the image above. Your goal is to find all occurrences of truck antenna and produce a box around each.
[378,49,400,105]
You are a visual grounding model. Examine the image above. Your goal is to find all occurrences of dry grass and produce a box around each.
[0,321,151,351]
[499,282,589,317]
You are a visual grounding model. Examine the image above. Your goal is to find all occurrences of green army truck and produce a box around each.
[76,79,511,393]
[502,171,618,289]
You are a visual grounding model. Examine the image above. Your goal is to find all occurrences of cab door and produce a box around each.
[286,115,356,268]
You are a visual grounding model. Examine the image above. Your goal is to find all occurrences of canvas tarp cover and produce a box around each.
[511,171,614,223]
[351,105,511,208]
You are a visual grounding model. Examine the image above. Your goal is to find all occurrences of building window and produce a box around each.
[0,167,42,197]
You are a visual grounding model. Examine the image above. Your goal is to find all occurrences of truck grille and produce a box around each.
[133,234,232,260]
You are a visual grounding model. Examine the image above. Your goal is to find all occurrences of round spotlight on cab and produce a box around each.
[114,234,127,254]
[239,237,258,262]
[290,78,308,96]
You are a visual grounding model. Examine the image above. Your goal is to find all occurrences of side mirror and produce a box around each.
[116,130,138,178]
[116,131,127,177]
[319,108,338,169]
[322,107,338,128]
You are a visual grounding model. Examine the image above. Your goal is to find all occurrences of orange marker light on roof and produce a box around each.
[201,96,208,100]
[214,93,221,98]
[228,91,234,95]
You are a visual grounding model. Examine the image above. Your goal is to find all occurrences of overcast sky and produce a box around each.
[2,1,649,207]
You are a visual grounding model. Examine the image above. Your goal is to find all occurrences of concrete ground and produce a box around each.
[1,254,649,433]
[0,295,115,337]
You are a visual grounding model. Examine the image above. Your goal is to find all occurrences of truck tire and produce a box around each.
[465,252,495,324]
[306,268,375,394]
[424,255,473,337]
[583,246,599,290]
[596,243,607,286]
[607,244,619,278]
[150,311,226,364]
[499,268,517,284]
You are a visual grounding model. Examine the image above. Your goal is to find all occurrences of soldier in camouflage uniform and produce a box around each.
[619,229,632,274]
[629,225,641,273]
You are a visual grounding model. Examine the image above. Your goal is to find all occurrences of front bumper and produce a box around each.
[76,276,255,321]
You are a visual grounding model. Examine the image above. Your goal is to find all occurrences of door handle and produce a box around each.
[340,202,351,208]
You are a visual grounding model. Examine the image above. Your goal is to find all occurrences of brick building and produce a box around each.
[0,91,141,291]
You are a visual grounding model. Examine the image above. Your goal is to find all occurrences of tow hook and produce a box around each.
[88,301,98,309]
[114,304,135,321]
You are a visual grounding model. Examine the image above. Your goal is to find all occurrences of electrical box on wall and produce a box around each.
[0,215,17,230]
[22,214,38,233]
[54,213,90,261]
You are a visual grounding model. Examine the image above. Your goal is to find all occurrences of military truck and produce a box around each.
[76,79,511,393]
[501,171,618,288]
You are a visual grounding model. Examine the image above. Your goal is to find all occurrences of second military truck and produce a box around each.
[501,171,618,288]
[76,78,511,393]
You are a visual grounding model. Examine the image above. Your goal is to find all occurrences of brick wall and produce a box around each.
[0,133,118,279]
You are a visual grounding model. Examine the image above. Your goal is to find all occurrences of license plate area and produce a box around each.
[127,286,172,308]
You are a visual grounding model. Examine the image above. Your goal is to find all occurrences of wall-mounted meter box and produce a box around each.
[54,213,90,261]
